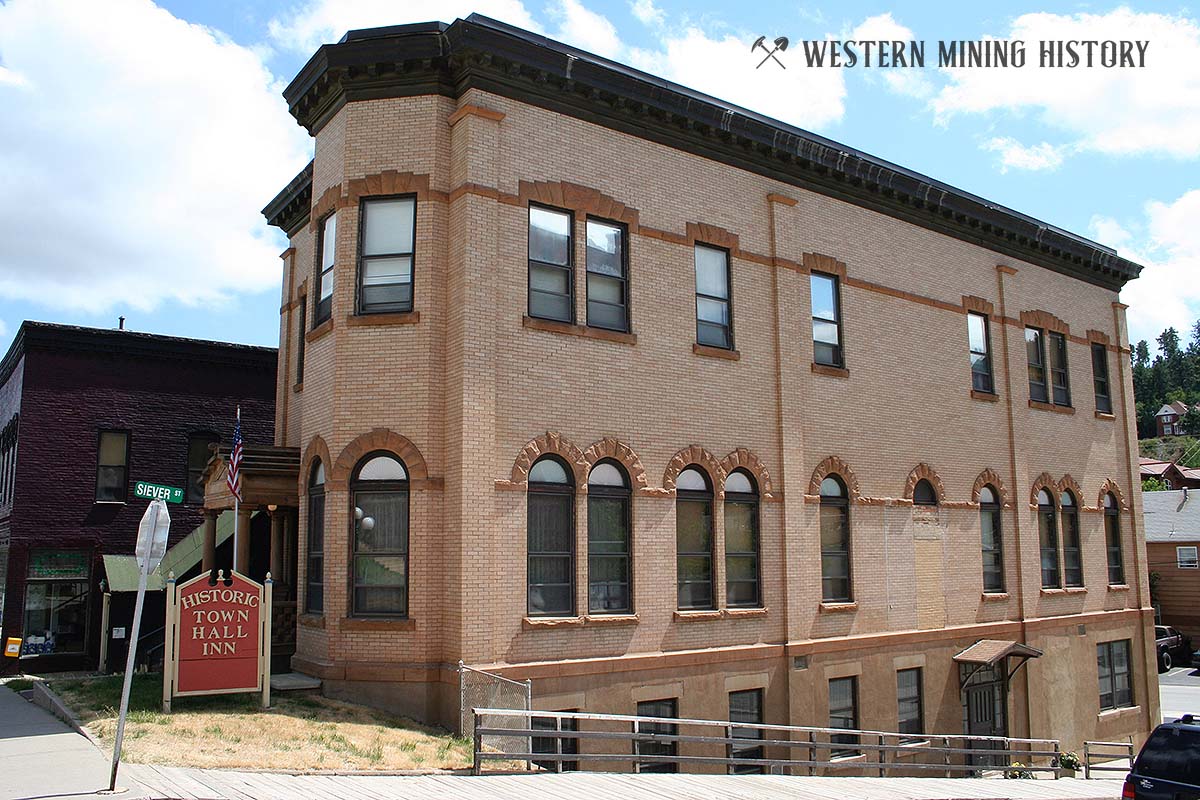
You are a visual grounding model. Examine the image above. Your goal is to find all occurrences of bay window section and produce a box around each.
[587,461,631,614]
[306,461,325,614]
[676,467,714,610]
[694,245,731,349]
[585,219,628,332]
[528,206,573,323]
[350,454,409,616]
[315,213,336,324]
[528,457,575,616]
[820,476,851,602]
[358,196,415,314]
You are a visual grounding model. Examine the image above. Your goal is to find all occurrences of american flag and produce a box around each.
[227,407,243,503]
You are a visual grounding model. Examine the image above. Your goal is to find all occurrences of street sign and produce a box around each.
[134,481,183,504]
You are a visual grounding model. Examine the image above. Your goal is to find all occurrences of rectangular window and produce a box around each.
[1049,331,1072,406]
[897,669,924,743]
[968,312,994,393]
[306,490,325,614]
[528,490,575,617]
[694,244,732,349]
[1039,505,1061,588]
[820,502,851,602]
[95,430,128,502]
[532,714,579,772]
[1105,511,1124,585]
[358,196,415,314]
[828,676,859,757]
[676,497,714,610]
[1178,546,1199,569]
[980,502,1005,593]
[1026,327,1048,403]
[587,491,631,614]
[585,219,628,332]
[724,497,760,608]
[635,698,678,773]
[811,272,844,367]
[1097,640,1133,711]
[185,433,218,504]
[1092,343,1112,414]
[315,213,336,324]
[728,689,765,774]
[351,489,408,616]
[21,550,90,656]
[1062,506,1083,588]
[528,206,573,323]
[296,295,307,384]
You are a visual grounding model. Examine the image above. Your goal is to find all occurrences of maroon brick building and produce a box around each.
[0,322,275,671]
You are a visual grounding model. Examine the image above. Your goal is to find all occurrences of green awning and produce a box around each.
[102,511,244,592]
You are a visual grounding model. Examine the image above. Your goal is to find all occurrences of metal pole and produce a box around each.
[472,711,483,776]
[98,589,110,673]
[108,503,155,791]
[232,495,239,574]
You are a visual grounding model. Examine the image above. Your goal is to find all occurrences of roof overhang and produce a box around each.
[203,445,301,511]
[954,639,1043,687]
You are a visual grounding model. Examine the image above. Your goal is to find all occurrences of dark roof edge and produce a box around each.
[263,160,314,236]
[273,15,1143,290]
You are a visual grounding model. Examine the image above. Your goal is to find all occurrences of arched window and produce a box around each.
[724,469,760,608]
[676,466,714,610]
[912,479,938,507]
[588,460,631,614]
[819,475,851,602]
[306,460,326,614]
[1037,488,1060,589]
[350,453,409,616]
[1104,493,1124,585]
[1060,491,1083,587]
[979,485,1004,593]
[528,456,574,617]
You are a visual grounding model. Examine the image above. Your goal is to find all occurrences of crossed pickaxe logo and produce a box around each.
[752,35,789,69]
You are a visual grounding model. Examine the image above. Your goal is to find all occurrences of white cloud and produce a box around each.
[551,0,621,59]
[932,9,1200,160]
[629,0,664,28]
[0,0,311,313]
[981,137,1066,172]
[849,13,932,98]
[1094,190,1200,346]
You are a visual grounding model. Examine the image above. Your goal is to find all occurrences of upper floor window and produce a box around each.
[811,272,844,367]
[1104,493,1124,585]
[528,456,574,616]
[96,430,129,502]
[1037,488,1060,588]
[296,295,307,384]
[1092,343,1112,414]
[358,196,415,314]
[979,485,1004,593]
[724,470,760,608]
[1026,327,1048,403]
[185,432,218,504]
[306,461,325,614]
[585,219,628,332]
[676,466,715,610]
[587,460,631,614]
[967,312,994,393]
[819,475,851,602]
[1061,491,1083,587]
[528,206,573,323]
[350,453,409,617]
[694,245,732,349]
[1049,332,1072,406]
[315,213,336,324]
[912,479,938,507]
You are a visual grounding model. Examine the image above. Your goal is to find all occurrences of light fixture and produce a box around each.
[354,507,364,520]
[361,517,375,532]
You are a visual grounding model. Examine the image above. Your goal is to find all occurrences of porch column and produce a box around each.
[202,510,218,573]
[235,506,252,574]
[269,506,284,583]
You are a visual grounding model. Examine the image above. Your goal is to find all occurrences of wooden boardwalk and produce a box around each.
[124,765,1122,800]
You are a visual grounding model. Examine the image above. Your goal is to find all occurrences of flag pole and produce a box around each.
[232,405,240,575]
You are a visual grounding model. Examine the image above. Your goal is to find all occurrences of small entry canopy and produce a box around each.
[953,639,1043,687]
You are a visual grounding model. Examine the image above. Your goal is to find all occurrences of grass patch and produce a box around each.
[4,679,35,692]
[50,674,472,772]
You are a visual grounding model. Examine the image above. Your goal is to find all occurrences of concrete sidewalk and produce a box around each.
[0,685,146,800]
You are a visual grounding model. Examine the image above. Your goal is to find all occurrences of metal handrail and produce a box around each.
[1083,740,1134,779]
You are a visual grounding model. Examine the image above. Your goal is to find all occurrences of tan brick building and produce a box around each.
[258,15,1157,754]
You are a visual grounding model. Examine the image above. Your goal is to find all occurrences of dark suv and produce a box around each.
[1124,716,1200,799]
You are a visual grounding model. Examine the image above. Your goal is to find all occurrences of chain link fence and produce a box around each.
[458,661,532,756]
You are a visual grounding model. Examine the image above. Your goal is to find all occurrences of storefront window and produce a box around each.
[22,550,90,655]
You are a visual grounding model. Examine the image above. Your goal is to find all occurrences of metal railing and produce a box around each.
[1083,740,1134,779]
[470,708,1064,777]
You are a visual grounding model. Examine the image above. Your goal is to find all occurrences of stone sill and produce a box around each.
[1097,705,1140,722]
[812,363,849,379]
[1107,584,1131,592]
[523,315,637,345]
[306,318,333,343]
[1040,587,1087,596]
[1095,411,1116,421]
[693,343,739,361]
[346,311,420,327]
[981,592,1010,602]
[521,615,641,629]
[970,390,999,403]
[339,617,415,632]
[818,602,857,614]
[1065,586,1087,594]
[1028,399,1075,415]
[673,609,722,622]
[298,613,325,629]
[292,381,303,393]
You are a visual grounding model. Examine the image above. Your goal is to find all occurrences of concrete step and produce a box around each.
[269,671,321,693]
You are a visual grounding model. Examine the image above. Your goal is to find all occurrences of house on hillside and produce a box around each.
[1157,401,1199,436]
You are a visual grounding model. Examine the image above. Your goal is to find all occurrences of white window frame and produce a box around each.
[1177,546,1199,569]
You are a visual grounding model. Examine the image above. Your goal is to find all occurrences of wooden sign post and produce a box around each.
[162,569,272,712]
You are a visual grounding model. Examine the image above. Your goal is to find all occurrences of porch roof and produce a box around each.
[202,444,301,511]
[953,639,1043,666]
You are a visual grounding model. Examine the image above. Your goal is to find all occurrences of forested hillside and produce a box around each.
[1132,322,1200,440]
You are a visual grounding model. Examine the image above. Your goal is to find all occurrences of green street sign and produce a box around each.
[133,481,184,504]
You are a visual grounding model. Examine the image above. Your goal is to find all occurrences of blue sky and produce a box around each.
[0,0,1197,355]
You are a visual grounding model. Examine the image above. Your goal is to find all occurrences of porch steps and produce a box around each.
[270,672,321,694]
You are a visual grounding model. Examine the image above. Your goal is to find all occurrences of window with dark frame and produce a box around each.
[1026,327,1048,403]
[588,460,632,614]
[635,698,678,773]
[1104,493,1124,585]
[528,206,574,323]
[350,453,409,617]
[724,470,761,608]
[357,196,416,314]
[315,213,336,324]
[819,476,852,602]
[912,479,938,507]
[1092,343,1112,414]
[728,688,765,774]
[532,713,579,772]
[967,312,994,393]
[95,430,129,502]
[694,244,732,349]
[528,456,575,617]
[1097,639,1133,711]
[185,433,218,504]
[1049,331,1072,406]
[296,295,307,384]
[896,668,924,743]
[21,550,90,655]
[585,218,628,332]
[676,466,715,610]
[811,272,844,367]
[306,461,325,614]
[1037,488,1061,588]
[979,485,1005,593]
[828,676,859,757]
[1061,491,1083,587]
